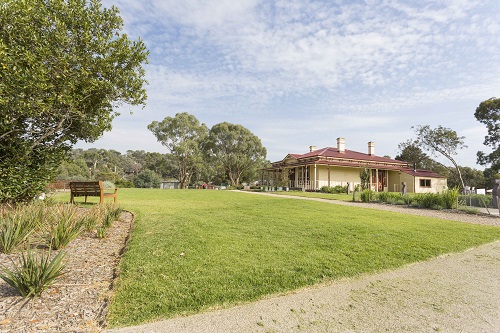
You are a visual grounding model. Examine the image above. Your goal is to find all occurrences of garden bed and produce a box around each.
[0,210,134,332]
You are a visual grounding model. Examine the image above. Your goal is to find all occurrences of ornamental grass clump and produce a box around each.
[46,204,84,250]
[0,248,66,297]
[441,187,460,209]
[0,207,39,254]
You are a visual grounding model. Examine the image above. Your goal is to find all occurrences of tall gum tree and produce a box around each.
[148,113,208,189]
[0,0,148,202]
[412,125,467,190]
[205,122,267,186]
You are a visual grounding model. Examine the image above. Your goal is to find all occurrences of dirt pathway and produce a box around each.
[106,193,500,333]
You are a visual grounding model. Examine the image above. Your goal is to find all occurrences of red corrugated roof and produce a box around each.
[277,147,408,166]
[266,146,445,179]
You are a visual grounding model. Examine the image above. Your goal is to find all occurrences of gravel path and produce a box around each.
[106,192,500,333]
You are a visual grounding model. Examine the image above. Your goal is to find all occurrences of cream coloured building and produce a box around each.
[262,138,447,194]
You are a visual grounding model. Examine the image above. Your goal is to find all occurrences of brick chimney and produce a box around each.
[309,145,317,152]
[368,141,375,155]
[337,137,345,153]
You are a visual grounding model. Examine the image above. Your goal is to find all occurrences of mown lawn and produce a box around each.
[63,189,500,327]
[271,190,355,201]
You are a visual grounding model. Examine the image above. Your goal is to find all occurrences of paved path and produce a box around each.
[105,193,500,333]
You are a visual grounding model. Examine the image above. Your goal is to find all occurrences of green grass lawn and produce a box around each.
[59,189,500,327]
[271,190,356,201]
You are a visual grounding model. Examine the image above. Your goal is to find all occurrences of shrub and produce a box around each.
[0,207,39,254]
[133,170,162,188]
[115,179,135,188]
[442,187,460,209]
[360,190,376,202]
[320,186,330,193]
[46,204,84,250]
[413,193,443,209]
[0,248,66,297]
[320,185,348,194]
[376,191,388,202]
[102,181,116,189]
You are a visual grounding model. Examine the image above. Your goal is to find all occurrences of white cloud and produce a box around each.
[89,0,500,168]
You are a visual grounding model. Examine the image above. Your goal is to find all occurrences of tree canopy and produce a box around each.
[395,140,438,170]
[475,97,500,170]
[205,122,267,186]
[412,125,467,189]
[148,113,208,189]
[0,0,148,202]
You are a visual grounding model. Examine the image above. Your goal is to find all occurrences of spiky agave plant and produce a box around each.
[0,207,39,254]
[0,248,66,297]
[47,204,84,250]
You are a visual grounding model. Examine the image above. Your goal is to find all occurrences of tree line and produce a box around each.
[56,113,268,189]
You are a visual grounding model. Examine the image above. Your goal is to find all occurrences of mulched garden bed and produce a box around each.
[0,210,134,332]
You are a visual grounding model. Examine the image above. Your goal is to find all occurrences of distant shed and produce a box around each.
[160,180,180,189]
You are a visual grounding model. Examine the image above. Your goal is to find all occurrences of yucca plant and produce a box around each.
[46,204,84,250]
[0,208,39,254]
[0,248,66,297]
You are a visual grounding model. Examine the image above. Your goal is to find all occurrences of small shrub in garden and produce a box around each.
[395,199,406,205]
[360,190,376,202]
[46,204,84,250]
[0,208,39,254]
[442,187,459,209]
[0,249,66,297]
[376,192,390,203]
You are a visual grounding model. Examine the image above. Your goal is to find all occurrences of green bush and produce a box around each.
[320,185,347,194]
[413,193,443,209]
[102,181,116,189]
[115,179,135,188]
[442,187,460,209]
[0,248,66,297]
[360,190,376,202]
[133,170,162,188]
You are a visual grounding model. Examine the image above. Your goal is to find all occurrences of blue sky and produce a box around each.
[76,0,500,168]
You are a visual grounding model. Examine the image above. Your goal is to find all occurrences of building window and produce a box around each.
[419,179,431,187]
